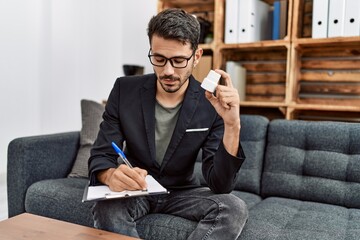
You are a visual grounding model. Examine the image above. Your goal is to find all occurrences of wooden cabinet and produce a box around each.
[157,0,360,122]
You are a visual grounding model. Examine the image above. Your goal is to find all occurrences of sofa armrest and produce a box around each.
[7,131,80,217]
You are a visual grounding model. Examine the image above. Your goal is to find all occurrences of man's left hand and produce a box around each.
[205,69,240,127]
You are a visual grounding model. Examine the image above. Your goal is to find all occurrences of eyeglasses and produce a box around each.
[148,49,194,69]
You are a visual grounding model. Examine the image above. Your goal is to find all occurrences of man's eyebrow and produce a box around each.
[151,52,189,58]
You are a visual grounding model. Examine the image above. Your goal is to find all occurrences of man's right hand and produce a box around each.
[97,165,148,192]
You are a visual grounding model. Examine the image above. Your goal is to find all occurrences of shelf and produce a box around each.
[158,0,214,10]
[199,43,213,51]
[287,107,360,122]
[240,105,287,120]
[294,36,360,46]
[222,46,290,104]
[158,0,360,122]
[240,101,287,108]
[220,39,291,50]
[288,104,360,112]
[159,0,214,5]
[290,39,360,110]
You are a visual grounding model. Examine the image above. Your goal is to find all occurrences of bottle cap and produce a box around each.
[200,70,221,93]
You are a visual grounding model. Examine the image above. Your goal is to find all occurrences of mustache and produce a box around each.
[160,75,180,81]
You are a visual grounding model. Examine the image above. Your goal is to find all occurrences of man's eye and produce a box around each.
[154,56,165,63]
[173,58,186,64]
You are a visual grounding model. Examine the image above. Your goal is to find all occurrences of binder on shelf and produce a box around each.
[237,0,271,43]
[343,0,360,37]
[328,0,346,37]
[224,0,239,43]
[226,61,247,101]
[312,0,330,38]
[279,0,288,39]
[272,0,288,40]
[272,1,281,40]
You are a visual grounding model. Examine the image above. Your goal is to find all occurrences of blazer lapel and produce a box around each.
[160,76,201,171]
[140,75,157,165]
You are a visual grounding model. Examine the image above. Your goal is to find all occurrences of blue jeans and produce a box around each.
[92,187,248,240]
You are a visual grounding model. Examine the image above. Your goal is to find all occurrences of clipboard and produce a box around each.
[82,175,168,202]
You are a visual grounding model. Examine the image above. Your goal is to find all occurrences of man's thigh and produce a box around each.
[93,195,151,222]
[159,187,245,222]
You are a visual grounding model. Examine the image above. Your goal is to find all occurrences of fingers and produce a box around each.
[216,88,239,109]
[108,165,148,191]
[205,69,240,109]
[214,69,233,88]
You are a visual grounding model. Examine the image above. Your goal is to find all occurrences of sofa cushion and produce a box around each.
[25,178,94,227]
[26,178,198,239]
[24,180,259,239]
[231,191,262,209]
[68,99,104,178]
[239,197,360,240]
[235,115,269,194]
[194,115,269,195]
[7,131,80,217]
[262,120,360,208]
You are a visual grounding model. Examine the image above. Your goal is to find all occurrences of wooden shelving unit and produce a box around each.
[289,0,360,122]
[158,0,360,122]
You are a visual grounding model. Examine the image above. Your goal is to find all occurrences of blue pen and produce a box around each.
[111,142,133,168]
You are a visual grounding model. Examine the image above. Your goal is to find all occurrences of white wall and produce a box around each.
[0,0,157,219]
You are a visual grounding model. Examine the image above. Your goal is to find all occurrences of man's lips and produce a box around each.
[161,77,179,85]
[162,79,175,84]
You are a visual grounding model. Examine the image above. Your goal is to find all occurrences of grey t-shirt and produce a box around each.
[155,100,182,166]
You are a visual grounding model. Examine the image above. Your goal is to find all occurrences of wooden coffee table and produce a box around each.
[0,213,140,240]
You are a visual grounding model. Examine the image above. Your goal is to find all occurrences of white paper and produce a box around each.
[83,175,168,202]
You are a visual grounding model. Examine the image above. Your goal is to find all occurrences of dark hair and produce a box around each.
[147,8,200,52]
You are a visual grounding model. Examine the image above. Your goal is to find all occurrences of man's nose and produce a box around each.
[162,60,175,75]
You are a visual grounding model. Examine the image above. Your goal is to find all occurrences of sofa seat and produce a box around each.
[231,191,262,209]
[25,177,263,239]
[20,115,360,239]
[25,178,94,227]
[239,197,360,240]
[26,178,199,239]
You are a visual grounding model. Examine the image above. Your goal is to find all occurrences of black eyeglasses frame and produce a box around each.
[147,49,195,69]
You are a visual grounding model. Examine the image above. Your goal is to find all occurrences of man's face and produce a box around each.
[150,35,200,93]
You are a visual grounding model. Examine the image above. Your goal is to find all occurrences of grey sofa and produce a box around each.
[7,115,360,239]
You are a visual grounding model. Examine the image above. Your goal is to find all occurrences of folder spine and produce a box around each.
[224,0,239,43]
[272,1,281,40]
[279,0,288,39]
[237,0,271,43]
[328,0,346,37]
[343,0,360,37]
[312,0,330,38]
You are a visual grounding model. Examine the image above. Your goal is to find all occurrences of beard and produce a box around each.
[158,68,192,93]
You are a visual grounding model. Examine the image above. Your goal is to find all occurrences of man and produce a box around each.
[89,8,248,240]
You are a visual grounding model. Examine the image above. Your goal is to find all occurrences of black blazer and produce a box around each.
[89,74,245,193]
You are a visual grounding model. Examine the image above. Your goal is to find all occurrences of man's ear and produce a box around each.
[194,48,203,67]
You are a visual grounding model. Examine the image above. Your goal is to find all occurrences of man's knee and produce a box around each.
[219,194,249,225]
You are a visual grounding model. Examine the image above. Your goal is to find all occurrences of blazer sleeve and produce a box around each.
[88,78,125,185]
[201,114,246,194]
